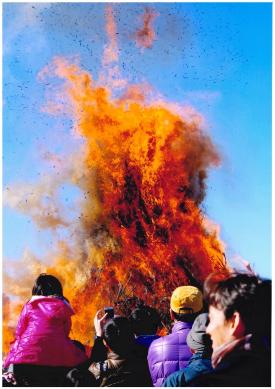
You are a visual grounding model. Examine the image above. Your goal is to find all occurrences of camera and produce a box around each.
[104,307,114,319]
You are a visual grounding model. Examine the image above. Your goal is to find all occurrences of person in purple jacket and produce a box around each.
[147,285,203,386]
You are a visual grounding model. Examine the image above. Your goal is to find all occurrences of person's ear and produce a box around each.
[229,311,245,338]
[170,308,175,321]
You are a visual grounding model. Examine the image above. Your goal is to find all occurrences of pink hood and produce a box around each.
[26,296,74,332]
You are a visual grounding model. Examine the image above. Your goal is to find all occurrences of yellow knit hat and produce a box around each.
[170,286,203,314]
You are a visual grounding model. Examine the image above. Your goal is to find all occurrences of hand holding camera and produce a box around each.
[93,307,114,337]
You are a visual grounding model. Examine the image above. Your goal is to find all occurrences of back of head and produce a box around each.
[204,272,271,339]
[187,313,212,357]
[130,305,160,335]
[103,316,135,355]
[32,273,63,297]
[170,285,203,322]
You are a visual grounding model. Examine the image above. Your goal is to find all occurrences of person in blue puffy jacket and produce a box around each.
[147,285,203,386]
[163,313,213,386]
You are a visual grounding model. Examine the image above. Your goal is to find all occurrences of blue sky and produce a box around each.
[3,2,271,278]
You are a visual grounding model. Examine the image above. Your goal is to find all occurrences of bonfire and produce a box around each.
[3,6,229,353]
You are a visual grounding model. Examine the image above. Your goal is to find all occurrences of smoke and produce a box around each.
[134,7,158,49]
[99,5,127,90]
[3,179,68,229]
[102,5,119,65]
[3,250,46,299]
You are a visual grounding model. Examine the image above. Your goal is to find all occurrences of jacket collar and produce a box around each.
[190,352,204,360]
[29,295,59,302]
[212,334,252,369]
[172,320,193,333]
[28,295,74,313]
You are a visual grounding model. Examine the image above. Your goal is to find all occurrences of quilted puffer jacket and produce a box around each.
[3,296,87,368]
[147,321,193,386]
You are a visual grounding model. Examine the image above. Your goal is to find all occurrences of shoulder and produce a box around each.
[189,353,270,387]
[147,335,168,358]
[21,302,31,313]
[184,358,213,383]
[147,332,190,366]
[28,296,74,317]
[163,369,185,387]
[149,332,181,350]
[16,302,30,322]
[190,357,212,369]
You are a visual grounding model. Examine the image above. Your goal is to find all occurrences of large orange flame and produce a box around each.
[3,7,229,354]
[40,55,227,344]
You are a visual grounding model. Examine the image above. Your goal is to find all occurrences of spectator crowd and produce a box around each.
[2,271,271,387]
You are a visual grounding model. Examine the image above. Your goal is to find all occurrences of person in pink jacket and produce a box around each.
[3,274,88,386]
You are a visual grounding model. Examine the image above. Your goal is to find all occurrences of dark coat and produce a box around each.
[89,349,152,387]
[188,347,271,387]
[147,321,193,386]
[163,352,213,386]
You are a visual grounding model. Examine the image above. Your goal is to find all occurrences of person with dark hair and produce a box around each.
[87,312,152,386]
[129,305,161,349]
[188,272,271,387]
[32,273,64,296]
[147,286,203,386]
[3,274,87,386]
[163,313,213,386]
